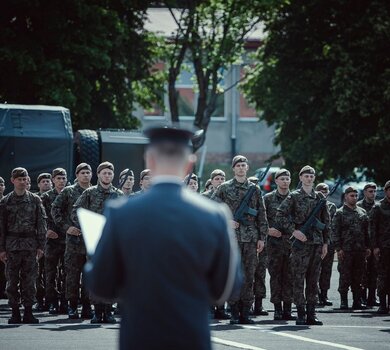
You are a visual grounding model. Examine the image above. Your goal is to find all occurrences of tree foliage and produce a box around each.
[243,0,390,183]
[0,0,158,130]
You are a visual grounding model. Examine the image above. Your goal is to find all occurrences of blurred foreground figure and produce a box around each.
[85,126,242,350]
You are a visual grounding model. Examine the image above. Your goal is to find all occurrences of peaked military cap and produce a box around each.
[144,126,194,147]
[363,182,377,191]
[52,168,67,178]
[344,186,358,194]
[315,183,329,192]
[384,180,390,191]
[210,169,225,179]
[75,163,92,175]
[299,165,315,176]
[97,161,114,174]
[275,168,291,179]
[120,169,134,179]
[37,172,51,183]
[232,155,248,168]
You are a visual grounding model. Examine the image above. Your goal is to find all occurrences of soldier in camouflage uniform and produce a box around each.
[51,163,93,319]
[276,165,330,326]
[357,183,379,307]
[213,155,268,324]
[371,180,390,314]
[332,186,370,310]
[41,168,68,314]
[316,183,337,307]
[265,169,295,320]
[72,161,123,324]
[135,169,152,195]
[0,176,6,299]
[0,168,47,324]
[118,169,135,196]
[184,174,199,192]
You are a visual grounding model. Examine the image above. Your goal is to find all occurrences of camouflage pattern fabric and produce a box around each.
[45,243,66,303]
[376,248,390,297]
[254,250,267,299]
[64,242,87,300]
[41,188,66,244]
[337,251,366,294]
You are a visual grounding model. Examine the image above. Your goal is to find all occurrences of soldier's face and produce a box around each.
[385,188,390,200]
[39,178,52,192]
[141,175,152,190]
[364,188,376,201]
[122,176,134,190]
[233,162,249,177]
[187,179,198,192]
[99,169,114,185]
[345,192,358,206]
[11,176,28,191]
[211,175,225,188]
[300,173,315,187]
[0,182,5,195]
[77,170,92,185]
[275,176,291,190]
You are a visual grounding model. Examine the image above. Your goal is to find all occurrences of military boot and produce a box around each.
[282,302,296,321]
[91,304,104,324]
[352,292,366,310]
[214,305,230,320]
[48,301,59,315]
[366,289,379,307]
[306,304,322,326]
[229,303,240,325]
[68,299,79,319]
[320,290,332,306]
[377,296,388,314]
[103,305,116,324]
[273,302,283,321]
[22,305,39,324]
[81,303,93,319]
[295,305,306,325]
[8,306,22,324]
[240,305,255,324]
[253,298,268,316]
[339,292,348,310]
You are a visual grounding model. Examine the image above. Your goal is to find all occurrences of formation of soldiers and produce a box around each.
[0,155,390,327]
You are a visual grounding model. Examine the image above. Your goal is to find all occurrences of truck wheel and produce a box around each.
[74,129,100,183]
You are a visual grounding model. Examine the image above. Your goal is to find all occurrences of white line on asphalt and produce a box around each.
[211,337,267,350]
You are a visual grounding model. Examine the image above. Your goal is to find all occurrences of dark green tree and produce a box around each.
[0,0,158,130]
[244,0,390,183]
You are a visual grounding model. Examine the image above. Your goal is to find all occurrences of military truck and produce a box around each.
[0,104,148,192]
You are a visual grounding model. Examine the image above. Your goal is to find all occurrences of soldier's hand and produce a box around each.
[373,248,380,260]
[337,249,344,261]
[292,230,307,242]
[365,249,371,258]
[257,240,265,253]
[268,228,282,237]
[231,220,240,230]
[46,230,59,239]
[36,249,44,260]
[67,226,81,236]
[0,251,7,263]
[321,244,328,260]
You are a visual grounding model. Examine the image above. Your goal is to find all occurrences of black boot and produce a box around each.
[340,293,348,310]
[81,303,93,319]
[282,302,296,321]
[59,300,68,314]
[214,304,230,320]
[253,298,268,316]
[68,299,79,319]
[352,292,366,310]
[360,288,367,307]
[48,301,59,315]
[229,303,240,325]
[377,296,388,314]
[273,302,283,321]
[103,304,116,324]
[295,305,306,325]
[91,304,104,324]
[22,305,39,324]
[366,289,379,307]
[320,290,332,306]
[8,306,22,324]
[306,304,323,326]
[240,305,255,324]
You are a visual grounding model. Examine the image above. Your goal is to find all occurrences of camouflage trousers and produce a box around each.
[291,244,322,306]
[254,249,267,299]
[267,241,293,304]
[362,254,377,290]
[337,251,365,294]
[5,250,38,307]
[376,248,390,297]
[0,261,6,297]
[36,257,45,303]
[45,242,66,303]
[64,242,89,304]
[229,242,257,307]
[319,244,335,291]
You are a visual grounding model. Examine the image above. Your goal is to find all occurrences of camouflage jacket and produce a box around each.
[0,191,47,252]
[332,205,369,252]
[201,189,214,199]
[212,178,268,242]
[371,197,390,249]
[41,188,65,245]
[276,188,330,245]
[357,199,377,215]
[71,183,123,228]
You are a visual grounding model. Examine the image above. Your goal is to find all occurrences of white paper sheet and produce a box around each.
[77,208,106,255]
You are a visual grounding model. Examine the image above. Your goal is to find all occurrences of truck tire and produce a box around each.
[74,129,100,183]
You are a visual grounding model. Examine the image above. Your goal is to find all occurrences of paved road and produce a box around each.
[1,262,389,350]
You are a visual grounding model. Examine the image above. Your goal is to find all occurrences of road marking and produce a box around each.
[211,337,267,350]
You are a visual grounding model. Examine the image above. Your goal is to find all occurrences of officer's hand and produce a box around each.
[268,228,282,237]
[337,249,344,261]
[257,240,265,253]
[373,248,380,260]
[67,226,81,236]
[292,230,307,242]
[321,244,328,260]
[36,249,44,260]
[231,220,240,230]
[46,230,59,239]
[0,251,7,263]
[365,249,371,258]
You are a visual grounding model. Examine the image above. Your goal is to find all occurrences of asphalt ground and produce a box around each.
[1,260,389,350]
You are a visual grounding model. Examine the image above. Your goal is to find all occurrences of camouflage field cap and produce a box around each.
[140,169,151,180]
[275,168,291,179]
[299,165,315,176]
[75,163,92,175]
[232,155,248,168]
[363,182,377,191]
[12,167,29,179]
[37,172,51,183]
[344,186,358,194]
[315,183,329,192]
[210,169,225,179]
[119,169,134,179]
[97,161,114,174]
[52,168,67,178]
[384,181,390,191]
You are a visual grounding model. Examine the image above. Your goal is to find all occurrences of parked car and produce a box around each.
[253,166,281,194]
